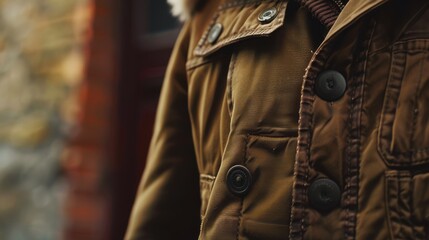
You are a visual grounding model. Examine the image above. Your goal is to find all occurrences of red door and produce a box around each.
[110,0,180,238]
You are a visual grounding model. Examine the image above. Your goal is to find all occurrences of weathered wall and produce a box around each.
[0,0,89,239]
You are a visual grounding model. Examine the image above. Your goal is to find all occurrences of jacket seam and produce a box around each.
[235,135,250,240]
[342,19,376,240]
[227,52,237,117]
[195,26,283,56]
[376,46,405,168]
[289,44,325,240]
[368,40,429,57]
[409,52,425,155]
[385,171,416,238]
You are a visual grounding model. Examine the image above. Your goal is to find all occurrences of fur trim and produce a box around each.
[167,0,200,21]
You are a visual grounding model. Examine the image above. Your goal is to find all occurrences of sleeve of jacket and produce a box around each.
[125,21,201,240]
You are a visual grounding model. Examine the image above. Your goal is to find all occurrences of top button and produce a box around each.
[207,23,223,44]
[308,178,341,213]
[315,70,347,102]
[258,7,278,24]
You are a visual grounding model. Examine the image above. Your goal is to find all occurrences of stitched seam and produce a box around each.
[244,133,251,167]
[235,135,250,240]
[195,26,282,56]
[209,23,283,44]
[345,65,353,239]
[345,19,376,240]
[377,45,399,164]
[394,39,429,48]
[410,52,425,154]
[356,19,376,235]
[384,172,413,240]
[394,49,429,53]
[345,54,354,239]
[346,31,358,240]
[227,52,237,117]
[378,48,406,163]
[409,175,416,237]
[289,45,323,240]
[289,50,321,240]
[369,39,429,57]
[303,143,310,237]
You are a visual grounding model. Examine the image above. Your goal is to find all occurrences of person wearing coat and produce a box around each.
[125,0,429,239]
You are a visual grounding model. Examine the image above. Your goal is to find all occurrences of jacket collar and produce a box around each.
[168,0,390,45]
[168,0,389,29]
[296,0,389,32]
[324,0,389,43]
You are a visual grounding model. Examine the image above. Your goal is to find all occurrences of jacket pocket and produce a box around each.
[240,131,297,239]
[186,0,288,70]
[385,170,429,239]
[378,39,429,168]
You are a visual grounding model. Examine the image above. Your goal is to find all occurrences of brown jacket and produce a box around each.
[126,0,429,239]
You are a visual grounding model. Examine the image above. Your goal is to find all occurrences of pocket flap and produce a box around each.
[194,0,288,57]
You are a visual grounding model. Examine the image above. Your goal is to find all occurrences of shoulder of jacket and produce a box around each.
[167,0,205,22]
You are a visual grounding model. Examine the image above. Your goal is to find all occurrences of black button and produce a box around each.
[315,70,347,101]
[308,178,341,213]
[226,165,252,197]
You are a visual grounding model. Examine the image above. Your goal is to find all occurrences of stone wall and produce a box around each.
[0,0,89,239]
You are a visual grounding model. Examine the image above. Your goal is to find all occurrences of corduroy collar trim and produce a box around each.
[167,0,346,25]
[294,0,347,28]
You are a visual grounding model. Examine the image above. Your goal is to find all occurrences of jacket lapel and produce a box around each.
[323,0,390,44]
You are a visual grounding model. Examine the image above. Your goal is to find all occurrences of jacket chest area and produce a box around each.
[187,1,327,131]
[188,1,429,239]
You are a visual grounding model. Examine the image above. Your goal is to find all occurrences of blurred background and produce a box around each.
[0,0,180,239]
